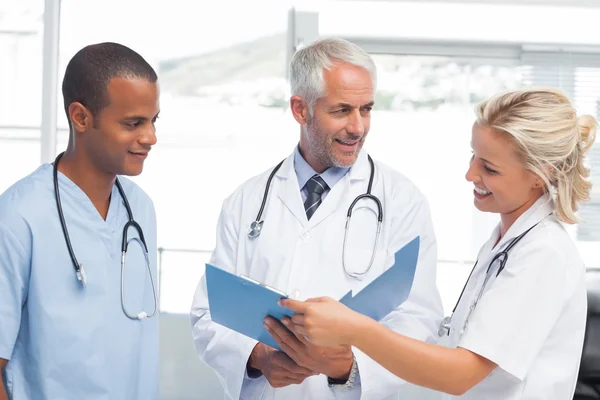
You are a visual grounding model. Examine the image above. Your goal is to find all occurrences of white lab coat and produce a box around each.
[191,149,443,400]
[444,195,587,399]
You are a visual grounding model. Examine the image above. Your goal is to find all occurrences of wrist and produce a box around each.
[328,356,354,380]
[247,343,265,373]
[328,355,359,389]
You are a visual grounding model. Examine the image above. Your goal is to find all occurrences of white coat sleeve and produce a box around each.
[350,189,444,399]
[190,200,267,400]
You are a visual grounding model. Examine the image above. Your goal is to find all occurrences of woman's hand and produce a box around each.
[279,297,369,347]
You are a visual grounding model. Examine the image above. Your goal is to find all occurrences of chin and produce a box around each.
[119,166,144,177]
[332,154,359,168]
[473,199,497,214]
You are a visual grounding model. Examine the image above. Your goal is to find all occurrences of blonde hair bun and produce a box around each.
[577,114,597,153]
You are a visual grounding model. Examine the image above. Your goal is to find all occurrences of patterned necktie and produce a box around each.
[304,174,329,220]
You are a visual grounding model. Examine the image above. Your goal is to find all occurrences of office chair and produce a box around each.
[574,268,600,400]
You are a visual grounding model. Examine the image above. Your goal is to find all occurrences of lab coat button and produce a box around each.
[291,289,300,299]
[301,232,311,240]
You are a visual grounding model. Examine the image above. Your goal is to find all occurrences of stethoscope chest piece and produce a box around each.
[248,220,264,239]
[438,315,452,337]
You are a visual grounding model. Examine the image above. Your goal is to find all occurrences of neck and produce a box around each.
[298,140,328,174]
[498,192,543,240]
[56,147,116,220]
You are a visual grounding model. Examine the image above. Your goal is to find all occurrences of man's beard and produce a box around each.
[304,118,362,169]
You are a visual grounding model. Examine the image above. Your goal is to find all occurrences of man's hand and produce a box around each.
[264,317,354,380]
[247,343,317,388]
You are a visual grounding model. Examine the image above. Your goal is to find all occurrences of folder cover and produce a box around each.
[206,236,420,351]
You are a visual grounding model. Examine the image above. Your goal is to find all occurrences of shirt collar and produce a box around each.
[293,145,350,190]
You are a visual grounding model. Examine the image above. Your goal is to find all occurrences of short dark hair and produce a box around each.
[62,42,158,127]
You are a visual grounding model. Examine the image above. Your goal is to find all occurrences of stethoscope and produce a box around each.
[53,152,158,320]
[247,154,383,280]
[438,218,547,337]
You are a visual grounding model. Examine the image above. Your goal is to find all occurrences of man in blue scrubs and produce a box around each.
[0,42,160,400]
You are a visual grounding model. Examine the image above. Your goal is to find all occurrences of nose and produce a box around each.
[139,124,157,147]
[347,110,365,136]
[465,157,478,183]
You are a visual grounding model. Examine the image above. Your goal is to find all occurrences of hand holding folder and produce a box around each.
[206,236,420,351]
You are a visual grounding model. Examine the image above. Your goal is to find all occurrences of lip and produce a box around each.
[128,151,148,160]
[473,187,491,200]
[335,138,360,148]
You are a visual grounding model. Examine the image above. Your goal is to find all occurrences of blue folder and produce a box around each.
[206,236,420,351]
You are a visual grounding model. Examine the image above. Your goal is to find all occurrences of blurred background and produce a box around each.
[1,0,599,398]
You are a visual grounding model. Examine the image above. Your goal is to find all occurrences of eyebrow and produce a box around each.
[330,101,375,110]
[480,157,500,168]
[123,111,160,121]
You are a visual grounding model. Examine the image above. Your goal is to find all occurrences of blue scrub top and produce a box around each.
[0,164,158,400]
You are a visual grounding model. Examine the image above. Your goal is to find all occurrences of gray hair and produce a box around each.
[289,37,377,114]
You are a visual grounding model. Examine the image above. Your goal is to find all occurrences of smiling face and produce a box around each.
[295,63,374,173]
[73,77,160,177]
[465,122,544,228]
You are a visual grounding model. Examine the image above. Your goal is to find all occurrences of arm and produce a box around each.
[283,226,574,394]
[1,358,7,400]
[190,201,264,399]
[337,234,572,394]
[281,298,495,395]
[0,220,31,400]
[190,199,312,397]
[352,316,495,395]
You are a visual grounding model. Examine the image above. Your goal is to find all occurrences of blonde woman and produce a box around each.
[267,88,597,399]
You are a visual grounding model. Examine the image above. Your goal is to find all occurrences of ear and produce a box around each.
[68,102,93,133]
[290,96,309,125]
[532,173,547,189]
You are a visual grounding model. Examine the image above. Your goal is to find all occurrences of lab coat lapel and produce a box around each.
[306,150,371,229]
[276,154,308,228]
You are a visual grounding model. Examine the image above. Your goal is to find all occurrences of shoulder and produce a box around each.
[0,165,52,254]
[519,216,578,260]
[509,215,583,283]
[0,164,53,224]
